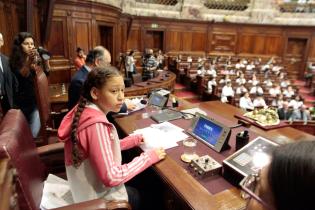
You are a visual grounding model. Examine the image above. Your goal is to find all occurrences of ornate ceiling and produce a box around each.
[91,0,315,25]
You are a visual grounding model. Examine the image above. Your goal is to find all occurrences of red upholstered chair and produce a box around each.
[0,109,131,210]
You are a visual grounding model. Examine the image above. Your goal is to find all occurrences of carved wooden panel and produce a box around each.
[252,36,265,54]
[210,32,236,53]
[182,32,193,51]
[191,32,206,51]
[127,28,141,51]
[73,19,91,55]
[167,31,181,51]
[265,36,283,55]
[307,36,315,60]
[48,18,67,58]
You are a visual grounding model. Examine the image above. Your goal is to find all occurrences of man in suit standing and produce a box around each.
[0,32,16,114]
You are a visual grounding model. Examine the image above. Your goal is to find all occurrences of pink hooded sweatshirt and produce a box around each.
[58,104,159,203]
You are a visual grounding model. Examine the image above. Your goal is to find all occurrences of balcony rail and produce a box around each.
[204,0,250,11]
[135,0,179,5]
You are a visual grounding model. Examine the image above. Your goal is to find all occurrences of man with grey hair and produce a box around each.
[68,46,110,110]
[0,32,16,114]
[68,46,135,115]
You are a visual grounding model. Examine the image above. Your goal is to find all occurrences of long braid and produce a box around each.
[71,97,87,168]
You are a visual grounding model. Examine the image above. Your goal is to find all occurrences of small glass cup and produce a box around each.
[182,138,198,163]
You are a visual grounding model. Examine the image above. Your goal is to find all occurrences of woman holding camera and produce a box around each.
[9,32,47,137]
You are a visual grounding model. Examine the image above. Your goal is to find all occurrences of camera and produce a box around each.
[37,46,51,60]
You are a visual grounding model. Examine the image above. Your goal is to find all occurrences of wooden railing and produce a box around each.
[285,120,315,136]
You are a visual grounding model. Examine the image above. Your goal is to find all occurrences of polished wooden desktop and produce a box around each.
[114,101,315,210]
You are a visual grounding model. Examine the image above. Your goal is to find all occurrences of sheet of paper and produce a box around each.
[181,107,207,116]
[134,122,189,151]
[40,174,74,209]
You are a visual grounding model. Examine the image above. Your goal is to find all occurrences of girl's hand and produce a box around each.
[155,147,166,160]
[138,134,145,145]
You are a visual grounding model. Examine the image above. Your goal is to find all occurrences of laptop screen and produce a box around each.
[148,92,168,108]
[192,116,224,147]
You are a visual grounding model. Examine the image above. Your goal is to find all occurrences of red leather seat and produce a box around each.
[0,109,131,210]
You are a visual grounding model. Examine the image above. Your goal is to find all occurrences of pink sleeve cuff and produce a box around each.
[146,149,160,165]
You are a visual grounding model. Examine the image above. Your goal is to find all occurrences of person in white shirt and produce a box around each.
[283,86,295,98]
[280,79,291,88]
[248,74,260,86]
[219,74,231,85]
[263,78,273,88]
[126,50,136,78]
[271,94,285,109]
[206,76,217,94]
[187,56,192,63]
[246,61,255,71]
[250,85,264,95]
[206,65,217,77]
[236,73,246,85]
[236,84,248,95]
[279,72,286,80]
[253,94,267,108]
[221,82,234,103]
[239,92,254,111]
[269,84,281,97]
[272,65,282,75]
[197,65,206,76]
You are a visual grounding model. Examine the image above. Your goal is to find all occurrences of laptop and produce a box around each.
[187,113,231,152]
[150,109,183,123]
[147,92,168,108]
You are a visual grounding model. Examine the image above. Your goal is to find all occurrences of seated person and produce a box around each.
[176,54,182,62]
[187,56,192,63]
[250,85,264,95]
[243,141,315,210]
[197,64,206,76]
[221,81,234,103]
[280,79,291,88]
[272,65,283,75]
[263,78,273,88]
[269,84,282,97]
[246,61,255,71]
[283,86,295,98]
[236,73,246,85]
[239,92,254,111]
[206,65,217,77]
[58,66,166,210]
[219,74,231,85]
[277,101,292,120]
[206,76,217,94]
[248,74,260,86]
[271,93,285,109]
[278,71,286,80]
[236,84,248,95]
[253,94,267,108]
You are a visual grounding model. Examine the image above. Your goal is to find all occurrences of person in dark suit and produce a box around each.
[0,32,17,114]
[277,101,292,120]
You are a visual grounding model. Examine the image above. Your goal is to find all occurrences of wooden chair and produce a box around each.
[0,109,131,210]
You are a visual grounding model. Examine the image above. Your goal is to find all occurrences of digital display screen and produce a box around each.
[192,117,223,146]
[149,93,166,107]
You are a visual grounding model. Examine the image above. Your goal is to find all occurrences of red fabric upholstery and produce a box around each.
[0,109,46,210]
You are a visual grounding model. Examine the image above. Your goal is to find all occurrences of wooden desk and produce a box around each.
[114,101,314,210]
[125,71,176,97]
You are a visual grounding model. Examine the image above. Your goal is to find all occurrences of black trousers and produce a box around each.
[0,95,10,114]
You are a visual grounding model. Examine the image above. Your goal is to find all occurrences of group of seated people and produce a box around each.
[173,53,314,123]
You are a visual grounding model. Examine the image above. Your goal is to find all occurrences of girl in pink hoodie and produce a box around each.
[58,66,166,210]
